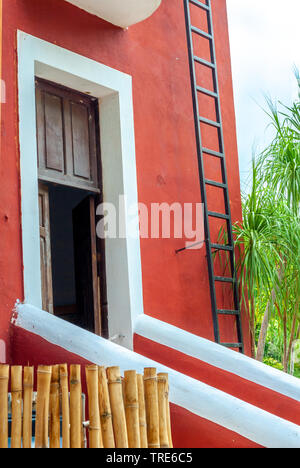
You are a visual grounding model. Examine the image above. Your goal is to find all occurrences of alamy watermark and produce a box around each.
[96,196,205,250]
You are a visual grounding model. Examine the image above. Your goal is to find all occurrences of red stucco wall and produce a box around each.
[0,0,251,362]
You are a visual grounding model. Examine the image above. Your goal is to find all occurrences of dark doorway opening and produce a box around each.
[50,185,93,330]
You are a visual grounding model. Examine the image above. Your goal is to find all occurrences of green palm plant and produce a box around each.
[258,75,300,216]
[254,73,300,364]
[277,214,300,371]
[231,71,300,367]
[216,72,300,368]
[233,160,290,357]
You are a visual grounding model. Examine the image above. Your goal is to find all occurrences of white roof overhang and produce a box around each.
[65,0,162,28]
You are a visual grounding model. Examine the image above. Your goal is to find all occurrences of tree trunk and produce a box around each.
[287,314,297,374]
[256,289,276,362]
[283,309,288,373]
[287,300,299,374]
[256,264,284,362]
[297,323,300,340]
[250,297,256,359]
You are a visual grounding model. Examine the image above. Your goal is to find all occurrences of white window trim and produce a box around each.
[17,30,144,349]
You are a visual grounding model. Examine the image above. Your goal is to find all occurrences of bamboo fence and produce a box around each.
[0,364,173,448]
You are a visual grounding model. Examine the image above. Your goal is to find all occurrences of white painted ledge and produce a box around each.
[64,0,162,28]
[12,304,300,448]
[134,314,300,402]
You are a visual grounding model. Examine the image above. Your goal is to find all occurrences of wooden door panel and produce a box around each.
[70,101,91,179]
[36,87,46,171]
[95,194,109,338]
[35,78,99,192]
[39,184,54,314]
[44,92,65,172]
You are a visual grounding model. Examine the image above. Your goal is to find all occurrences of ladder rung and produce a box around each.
[221,343,243,349]
[203,148,224,158]
[211,244,233,252]
[207,211,229,220]
[205,179,226,188]
[191,26,212,40]
[196,86,218,98]
[215,276,235,283]
[193,56,215,69]
[189,0,210,11]
[199,117,221,128]
[217,310,239,316]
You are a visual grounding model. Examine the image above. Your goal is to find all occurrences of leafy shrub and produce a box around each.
[263,357,284,371]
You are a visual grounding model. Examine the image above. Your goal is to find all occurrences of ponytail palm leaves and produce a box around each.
[259,96,300,215]
[233,162,291,357]
[232,73,300,368]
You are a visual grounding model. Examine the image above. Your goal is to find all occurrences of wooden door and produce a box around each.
[73,196,101,334]
[95,194,109,339]
[35,78,99,193]
[36,79,106,336]
[39,183,54,314]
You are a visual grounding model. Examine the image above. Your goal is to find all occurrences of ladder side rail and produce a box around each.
[183,0,220,343]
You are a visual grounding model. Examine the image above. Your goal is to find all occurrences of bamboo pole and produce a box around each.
[144,368,160,448]
[11,366,22,448]
[0,365,9,448]
[165,377,173,449]
[59,364,70,449]
[159,373,173,448]
[85,365,102,448]
[121,376,125,404]
[35,365,52,448]
[70,365,82,448]
[137,374,148,448]
[81,395,86,449]
[124,370,140,448]
[23,367,34,449]
[98,366,115,448]
[106,367,128,448]
[81,394,87,449]
[49,365,60,448]
[157,373,169,448]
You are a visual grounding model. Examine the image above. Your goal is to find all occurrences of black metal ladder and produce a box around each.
[183,0,244,352]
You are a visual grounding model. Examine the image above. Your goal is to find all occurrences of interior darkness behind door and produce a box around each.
[73,195,99,333]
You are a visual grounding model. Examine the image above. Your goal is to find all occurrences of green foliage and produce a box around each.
[263,357,284,371]
[229,71,300,372]
[294,340,300,363]
[259,97,300,216]
[294,367,300,379]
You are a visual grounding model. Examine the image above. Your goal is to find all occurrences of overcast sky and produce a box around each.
[226,0,300,191]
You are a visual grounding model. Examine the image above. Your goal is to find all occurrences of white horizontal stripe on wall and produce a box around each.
[134,314,300,402]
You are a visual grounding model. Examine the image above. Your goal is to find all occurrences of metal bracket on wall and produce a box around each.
[183,0,244,352]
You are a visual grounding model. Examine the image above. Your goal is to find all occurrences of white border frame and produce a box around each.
[18,31,144,349]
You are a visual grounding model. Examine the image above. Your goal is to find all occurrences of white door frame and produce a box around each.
[17,31,144,349]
